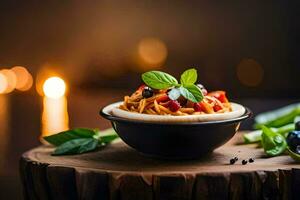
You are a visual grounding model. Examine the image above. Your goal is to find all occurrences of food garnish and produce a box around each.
[44,128,118,155]
[119,68,232,116]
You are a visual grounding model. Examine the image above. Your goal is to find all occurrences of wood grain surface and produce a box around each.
[20,133,300,200]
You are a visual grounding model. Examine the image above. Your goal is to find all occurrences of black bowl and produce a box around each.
[100,105,251,159]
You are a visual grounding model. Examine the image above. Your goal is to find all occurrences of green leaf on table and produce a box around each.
[44,127,119,156]
[44,128,96,146]
[179,85,203,103]
[94,128,118,144]
[100,134,119,144]
[261,126,287,157]
[180,68,197,85]
[52,138,98,155]
[142,71,178,89]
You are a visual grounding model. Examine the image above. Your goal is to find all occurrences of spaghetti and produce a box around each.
[119,86,232,116]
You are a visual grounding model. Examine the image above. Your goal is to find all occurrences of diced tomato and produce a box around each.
[207,91,229,103]
[213,104,223,112]
[168,100,181,112]
[156,94,170,103]
[218,94,228,103]
[193,103,202,112]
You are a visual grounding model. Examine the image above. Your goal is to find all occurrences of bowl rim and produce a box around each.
[99,102,252,125]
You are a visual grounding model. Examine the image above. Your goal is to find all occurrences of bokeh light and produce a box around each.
[137,37,168,70]
[0,69,17,93]
[43,77,66,99]
[11,66,33,91]
[236,59,264,87]
[0,73,8,94]
[35,66,64,96]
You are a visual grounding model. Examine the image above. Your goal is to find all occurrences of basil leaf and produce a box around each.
[44,128,96,146]
[142,71,178,89]
[100,134,119,144]
[168,88,181,100]
[180,68,197,85]
[179,85,203,103]
[93,128,117,140]
[52,138,98,155]
[78,139,99,154]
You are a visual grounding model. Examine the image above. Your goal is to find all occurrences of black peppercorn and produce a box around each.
[242,160,247,165]
[230,158,235,165]
[234,157,238,161]
[249,158,254,163]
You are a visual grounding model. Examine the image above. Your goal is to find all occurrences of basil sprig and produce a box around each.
[142,68,203,103]
[44,128,119,156]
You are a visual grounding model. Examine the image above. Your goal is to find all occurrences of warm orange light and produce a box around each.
[0,69,17,93]
[19,73,33,91]
[0,73,8,94]
[43,77,66,99]
[11,66,33,91]
[237,59,264,87]
[137,37,168,70]
[35,66,63,96]
[41,96,69,139]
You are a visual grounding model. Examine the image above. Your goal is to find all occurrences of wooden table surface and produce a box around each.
[20,133,300,200]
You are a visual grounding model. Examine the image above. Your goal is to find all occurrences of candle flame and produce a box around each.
[43,77,66,99]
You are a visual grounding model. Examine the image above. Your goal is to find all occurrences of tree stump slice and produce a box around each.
[20,133,300,200]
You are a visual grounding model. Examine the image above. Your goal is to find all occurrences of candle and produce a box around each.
[41,77,69,141]
[0,95,9,171]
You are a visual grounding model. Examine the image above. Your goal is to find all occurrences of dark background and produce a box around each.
[0,1,299,199]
